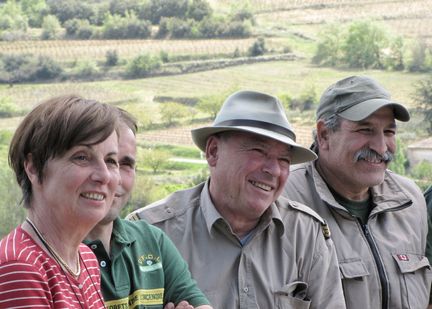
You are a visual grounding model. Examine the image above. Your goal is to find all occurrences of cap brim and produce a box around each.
[338,99,410,122]
[191,126,317,165]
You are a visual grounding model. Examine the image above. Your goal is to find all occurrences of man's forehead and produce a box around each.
[234,131,292,154]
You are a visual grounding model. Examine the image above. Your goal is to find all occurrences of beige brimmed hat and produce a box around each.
[317,75,410,122]
[191,90,317,164]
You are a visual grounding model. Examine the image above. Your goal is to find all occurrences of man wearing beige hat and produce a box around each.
[284,75,431,309]
[127,90,346,308]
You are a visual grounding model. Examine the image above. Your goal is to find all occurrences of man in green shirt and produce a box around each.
[85,108,212,309]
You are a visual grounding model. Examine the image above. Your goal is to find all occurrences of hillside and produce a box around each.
[1,0,432,237]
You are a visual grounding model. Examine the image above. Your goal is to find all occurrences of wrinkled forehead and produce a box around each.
[224,131,292,154]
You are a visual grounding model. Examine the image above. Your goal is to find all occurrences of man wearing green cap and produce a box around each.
[128,90,346,308]
[284,75,431,309]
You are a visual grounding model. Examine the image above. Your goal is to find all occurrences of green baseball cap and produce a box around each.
[317,76,410,122]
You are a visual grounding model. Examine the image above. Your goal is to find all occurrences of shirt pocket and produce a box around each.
[339,260,369,280]
[392,253,432,309]
[274,281,311,309]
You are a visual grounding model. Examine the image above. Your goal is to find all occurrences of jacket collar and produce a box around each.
[309,162,412,213]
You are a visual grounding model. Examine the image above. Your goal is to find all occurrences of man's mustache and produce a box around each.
[354,148,394,163]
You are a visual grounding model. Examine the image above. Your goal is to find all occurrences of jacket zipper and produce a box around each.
[361,222,389,309]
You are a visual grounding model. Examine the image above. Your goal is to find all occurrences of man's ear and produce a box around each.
[316,120,330,151]
[24,153,39,185]
[205,136,219,167]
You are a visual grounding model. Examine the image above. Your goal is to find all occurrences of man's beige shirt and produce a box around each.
[128,181,346,309]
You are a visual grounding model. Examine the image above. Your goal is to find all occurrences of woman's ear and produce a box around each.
[24,153,39,185]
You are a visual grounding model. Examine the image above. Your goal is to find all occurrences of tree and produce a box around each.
[147,0,188,24]
[313,24,344,66]
[46,0,94,24]
[41,14,62,39]
[196,95,224,119]
[343,21,388,69]
[408,39,432,72]
[105,50,119,66]
[160,102,189,126]
[0,0,28,33]
[388,137,407,175]
[34,55,63,79]
[142,149,170,174]
[384,36,404,71]
[187,0,212,21]
[21,0,48,28]
[126,54,162,78]
[248,37,266,57]
[102,12,151,39]
[412,77,432,134]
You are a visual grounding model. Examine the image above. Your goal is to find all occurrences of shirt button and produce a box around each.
[243,287,249,293]
[100,260,107,268]
[78,284,83,289]
[90,244,97,249]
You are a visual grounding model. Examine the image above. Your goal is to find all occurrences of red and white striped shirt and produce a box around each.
[0,226,105,308]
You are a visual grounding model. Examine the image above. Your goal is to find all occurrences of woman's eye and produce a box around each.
[74,155,88,161]
[107,158,119,167]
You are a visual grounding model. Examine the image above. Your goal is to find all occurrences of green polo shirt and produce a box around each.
[85,218,210,309]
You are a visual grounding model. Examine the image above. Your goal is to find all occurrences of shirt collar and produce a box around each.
[200,179,285,237]
[111,217,134,246]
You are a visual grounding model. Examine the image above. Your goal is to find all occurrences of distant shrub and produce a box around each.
[407,39,432,72]
[313,24,344,66]
[248,37,266,57]
[388,137,408,175]
[109,0,146,17]
[313,21,396,70]
[171,18,194,38]
[298,85,318,111]
[412,77,432,134]
[33,55,63,80]
[64,18,80,36]
[46,0,95,24]
[187,0,212,21]
[73,60,99,78]
[21,0,49,28]
[147,0,189,24]
[0,97,23,118]
[141,149,170,174]
[410,160,432,184]
[102,12,151,39]
[160,102,189,126]
[343,21,388,69]
[0,54,62,83]
[41,14,62,39]
[278,93,293,111]
[126,54,162,78]
[105,50,119,66]
[65,19,95,39]
[222,20,251,38]
[196,94,224,118]
[0,1,28,31]
[197,17,223,38]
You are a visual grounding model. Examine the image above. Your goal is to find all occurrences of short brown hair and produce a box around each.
[9,94,119,207]
[117,107,138,136]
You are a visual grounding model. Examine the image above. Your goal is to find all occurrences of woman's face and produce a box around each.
[27,132,120,227]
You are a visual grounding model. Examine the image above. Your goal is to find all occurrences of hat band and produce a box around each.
[217,119,296,141]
